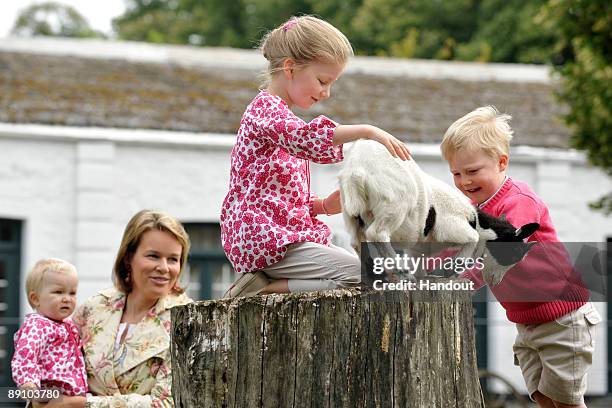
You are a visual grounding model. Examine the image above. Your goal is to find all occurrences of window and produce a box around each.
[0,219,21,388]
[607,238,611,393]
[183,223,233,301]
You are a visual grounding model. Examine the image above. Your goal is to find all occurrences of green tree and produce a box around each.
[540,0,612,213]
[177,0,247,47]
[241,0,312,47]
[457,0,556,63]
[11,1,103,38]
[307,0,361,33]
[349,0,480,58]
[114,0,307,47]
[113,0,194,45]
[111,0,558,64]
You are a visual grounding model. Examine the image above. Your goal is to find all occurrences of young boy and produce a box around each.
[440,106,601,408]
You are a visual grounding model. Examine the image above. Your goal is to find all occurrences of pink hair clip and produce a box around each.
[283,19,298,32]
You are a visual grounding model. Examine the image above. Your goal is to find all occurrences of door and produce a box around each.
[0,219,21,388]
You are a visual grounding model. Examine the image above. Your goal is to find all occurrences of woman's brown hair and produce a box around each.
[113,209,190,294]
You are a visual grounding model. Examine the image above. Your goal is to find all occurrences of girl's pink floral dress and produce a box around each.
[221,91,344,273]
[12,313,87,395]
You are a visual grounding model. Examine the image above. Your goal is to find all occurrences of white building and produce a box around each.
[0,38,610,397]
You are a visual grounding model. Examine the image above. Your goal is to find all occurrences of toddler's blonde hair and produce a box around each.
[440,106,513,161]
[259,15,353,86]
[26,258,77,308]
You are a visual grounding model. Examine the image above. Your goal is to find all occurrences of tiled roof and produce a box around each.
[0,38,570,148]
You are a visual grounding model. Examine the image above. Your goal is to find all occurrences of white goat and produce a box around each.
[339,140,539,285]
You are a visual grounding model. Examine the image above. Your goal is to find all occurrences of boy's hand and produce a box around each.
[480,252,510,286]
[367,126,411,160]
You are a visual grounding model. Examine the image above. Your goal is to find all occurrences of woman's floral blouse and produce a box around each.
[73,287,192,407]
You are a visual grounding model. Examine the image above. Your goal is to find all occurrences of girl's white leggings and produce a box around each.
[263,241,361,292]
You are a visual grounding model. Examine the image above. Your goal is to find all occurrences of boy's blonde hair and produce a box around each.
[440,106,513,161]
[259,15,353,86]
[26,258,77,308]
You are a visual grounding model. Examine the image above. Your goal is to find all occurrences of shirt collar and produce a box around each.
[477,176,508,209]
[98,287,191,313]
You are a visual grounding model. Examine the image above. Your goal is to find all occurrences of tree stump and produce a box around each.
[171,288,485,408]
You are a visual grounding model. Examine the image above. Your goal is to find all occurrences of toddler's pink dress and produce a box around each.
[12,313,88,395]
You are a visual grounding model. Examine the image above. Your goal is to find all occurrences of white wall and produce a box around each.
[0,137,77,300]
[0,124,234,308]
[1,123,610,394]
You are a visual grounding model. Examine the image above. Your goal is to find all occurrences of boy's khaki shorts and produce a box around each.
[513,302,602,405]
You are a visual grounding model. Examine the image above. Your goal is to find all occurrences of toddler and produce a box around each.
[221,15,411,297]
[12,258,87,398]
[441,106,600,408]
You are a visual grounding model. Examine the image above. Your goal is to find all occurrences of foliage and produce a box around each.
[539,0,612,214]
[114,0,334,47]
[113,0,556,63]
[458,0,557,63]
[349,0,479,59]
[112,1,188,44]
[11,1,104,38]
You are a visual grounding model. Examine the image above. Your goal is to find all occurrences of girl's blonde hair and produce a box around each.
[113,209,190,295]
[259,15,353,86]
[440,106,513,161]
[26,258,77,308]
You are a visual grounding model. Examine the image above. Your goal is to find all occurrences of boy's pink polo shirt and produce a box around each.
[462,177,588,324]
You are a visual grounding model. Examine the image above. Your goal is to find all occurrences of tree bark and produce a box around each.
[171,288,485,408]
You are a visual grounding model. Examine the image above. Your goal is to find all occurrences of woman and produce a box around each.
[54,210,192,407]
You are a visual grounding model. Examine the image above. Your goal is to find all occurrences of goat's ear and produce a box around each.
[515,223,540,240]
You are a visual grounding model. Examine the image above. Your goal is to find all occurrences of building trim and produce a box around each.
[0,122,587,163]
[0,37,550,83]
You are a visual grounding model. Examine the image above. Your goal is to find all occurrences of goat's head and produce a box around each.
[476,210,540,285]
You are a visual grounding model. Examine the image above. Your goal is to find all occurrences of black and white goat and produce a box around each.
[338,140,539,285]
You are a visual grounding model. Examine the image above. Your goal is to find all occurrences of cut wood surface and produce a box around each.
[171,288,485,408]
